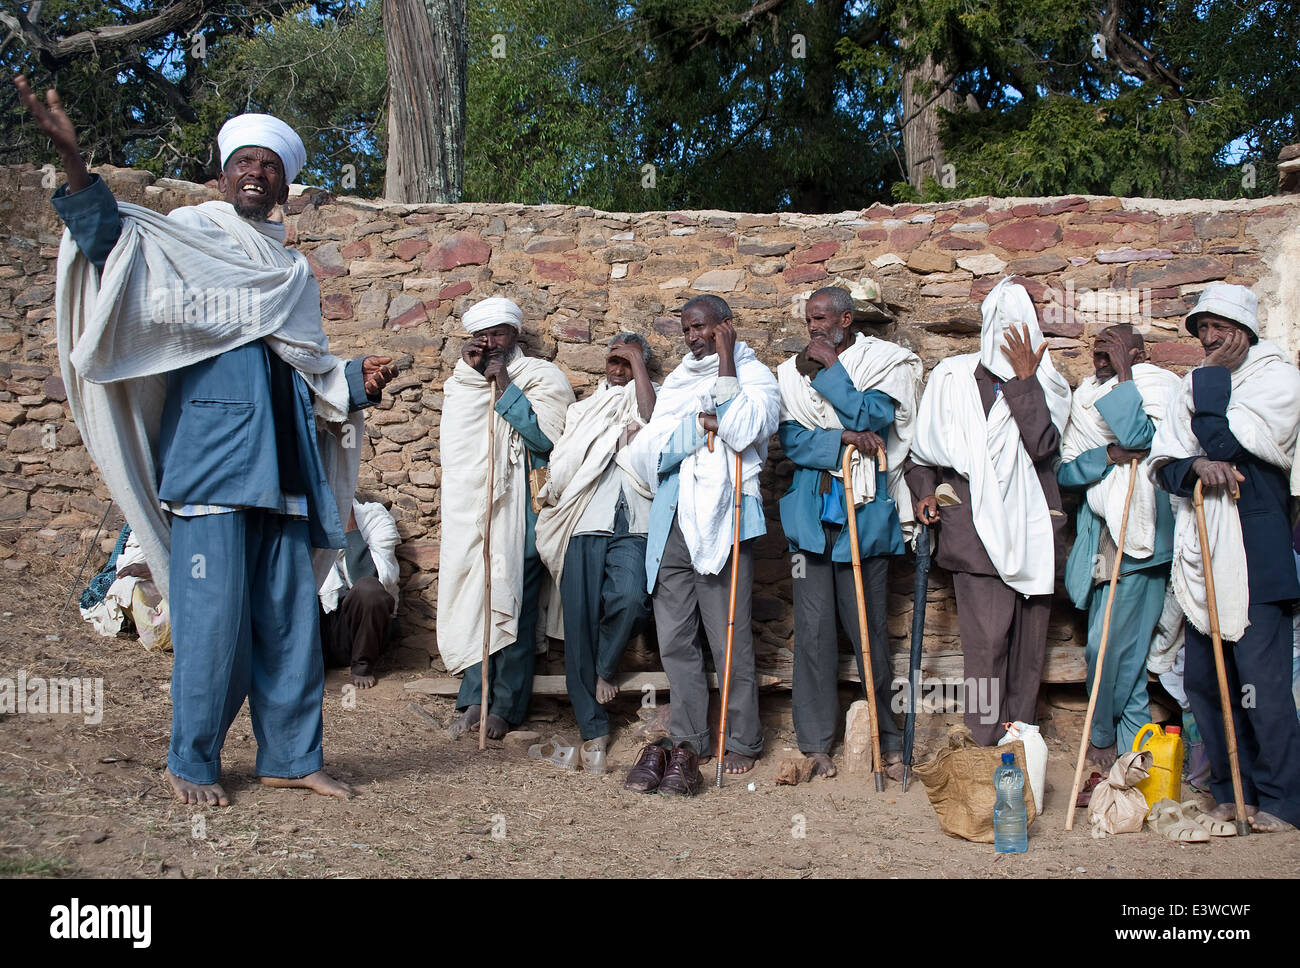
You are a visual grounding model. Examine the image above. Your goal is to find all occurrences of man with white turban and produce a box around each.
[16,76,399,806]
[1150,282,1300,833]
[623,295,780,793]
[441,297,574,741]
[1058,324,1181,764]
[905,278,1071,745]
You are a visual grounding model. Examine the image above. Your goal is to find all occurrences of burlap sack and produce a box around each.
[913,724,1038,842]
[1088,750,1152,839]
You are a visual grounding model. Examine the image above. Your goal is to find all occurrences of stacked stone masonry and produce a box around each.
[3,163,1298,686]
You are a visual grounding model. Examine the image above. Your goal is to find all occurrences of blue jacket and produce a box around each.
[1155,365,1300,606]
[53,175,375,550]
[777,360,903,561]
[1057,380,1173,610]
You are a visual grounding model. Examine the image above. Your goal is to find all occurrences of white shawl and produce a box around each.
[777,333,923,523]
[626,342,780,575]
[1060,364,1182,559]
[1148,341,1300,641]
[56,200,362,599]
[436,351,574,674]
[318,500,402,615]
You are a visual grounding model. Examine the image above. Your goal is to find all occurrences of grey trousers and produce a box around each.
[653,517,763,758]
[791,526,900,755]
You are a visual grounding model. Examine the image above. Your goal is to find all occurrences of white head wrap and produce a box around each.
[463,297,523,333]
[979,277,1046,381]
[217,114,307,185]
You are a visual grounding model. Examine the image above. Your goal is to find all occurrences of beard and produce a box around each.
[232,193,276,222]
[814,326,846,347]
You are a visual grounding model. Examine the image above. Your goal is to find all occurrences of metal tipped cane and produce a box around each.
[715,450,744,787]
[1066,459,1139,831]
[1193,478,1250,837]
[903,522,930,792]
[843,444,889,792]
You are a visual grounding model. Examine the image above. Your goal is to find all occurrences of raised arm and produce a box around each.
[13,76,90,194]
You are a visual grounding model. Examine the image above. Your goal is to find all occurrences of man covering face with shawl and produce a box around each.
[1150,282,1300,833]
[776,286,922,780]
[904,277,1071,745]
[440,297,574,742]
[622,295,780,792]
[1058,325,1181,762]
[18,75,399,807]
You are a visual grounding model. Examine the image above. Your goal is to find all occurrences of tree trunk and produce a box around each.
[899,48,960,192]
[382,0,466,203]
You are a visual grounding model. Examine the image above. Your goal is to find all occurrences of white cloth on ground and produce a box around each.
[1060,364,1182,559]
[1148,341,1300,641]
[318,500,401,615]
[56,200,362,600]
[436,349,573,675]
[625,341,780,575]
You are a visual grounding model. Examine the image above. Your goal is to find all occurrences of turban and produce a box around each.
[217,114,307,185]
[1186,282,1259,341]
[463,297,523,333]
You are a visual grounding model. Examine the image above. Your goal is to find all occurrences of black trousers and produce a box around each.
[319,577,395,677]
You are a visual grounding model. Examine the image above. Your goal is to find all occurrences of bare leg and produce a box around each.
[260,769,353,799]
[165,768,230,807]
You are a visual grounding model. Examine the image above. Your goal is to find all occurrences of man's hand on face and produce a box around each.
[1204,326,1250,371]
[1002,323,1047,381]
[1099,331,1137,383]
[1193,457,1244,497]
[484,349,512,390]
[841,429,885,456]
[805,333,840,369]
[362,356,398,396]
[713,318,737,360]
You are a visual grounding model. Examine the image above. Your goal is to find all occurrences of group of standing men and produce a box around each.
[26,75,1300,828]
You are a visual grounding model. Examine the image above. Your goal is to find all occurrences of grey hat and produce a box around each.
[1185,282,1259,341]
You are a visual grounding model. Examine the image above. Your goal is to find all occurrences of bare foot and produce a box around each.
[1087,742,1116,768]
[883,751,905,782]
[596,676,618,704]
[723,751,756,774]
[260,770,353,799]
[1209,802,1257,822]
[806,752,836,778]
[165,768,229,807]
[447,706,480,740]
[1249,810,1295,833]
[485,713,509,740]
[351,672,377,689]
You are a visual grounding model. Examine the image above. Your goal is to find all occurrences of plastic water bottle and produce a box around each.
[993,752,1028,853]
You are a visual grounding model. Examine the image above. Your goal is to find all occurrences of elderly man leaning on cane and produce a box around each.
[441,297,574,741]
[534,334,657,770]
[1149,283,1300,833]
[16,76,400,806]
[1058,325,1181,768]
[777,287,923,779]
[621,295,780,795]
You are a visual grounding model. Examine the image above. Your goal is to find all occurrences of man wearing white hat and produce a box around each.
[441,297,574,740]
[17,76,399,807]
[1150,282,1300,833]
[905,278,1072,745]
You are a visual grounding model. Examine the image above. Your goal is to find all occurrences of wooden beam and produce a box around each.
[405,670,782,698]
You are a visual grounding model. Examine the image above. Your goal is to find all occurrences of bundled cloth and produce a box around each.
[1089,750,1154,839]
[318,500,401,615]
[777,333,923,526]
[56,200,363,599]
[1148,341,1300,641]
[534,380,650,610]
[436,349,573,675]
[909,278,1071,595]
[625,341,779,576]
[1060,364,1182,560]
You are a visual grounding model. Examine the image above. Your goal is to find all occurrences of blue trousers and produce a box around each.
[1185,601,1300,827]
[560,507,648,741]
[1085,566,1167,751]
[168,510,325,785]
[457,554,543,726]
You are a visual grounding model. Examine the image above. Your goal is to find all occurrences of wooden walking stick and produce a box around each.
[478,404,495,751]
[715,449,744,787]
[1193,478,1250,837]
[843,444,890,792]
[1066,458,1139,831]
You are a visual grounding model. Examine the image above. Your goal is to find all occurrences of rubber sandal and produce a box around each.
[1148,798,1209,844]
[1180,800,1236,837]
[1075,771,1105,809]
[528,736,580,771]
[580,740,608,775]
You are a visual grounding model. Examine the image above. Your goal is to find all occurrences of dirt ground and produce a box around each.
[1,559,1297,880]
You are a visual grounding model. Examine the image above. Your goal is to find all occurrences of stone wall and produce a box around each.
[3,163,1299,683]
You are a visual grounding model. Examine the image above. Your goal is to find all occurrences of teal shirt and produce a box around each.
[777,360,904,561]
[1057,380,1173,610]
[496,382,554,560]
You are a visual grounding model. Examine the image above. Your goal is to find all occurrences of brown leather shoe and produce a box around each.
[624,740,671,793]
[658,743,703,797]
